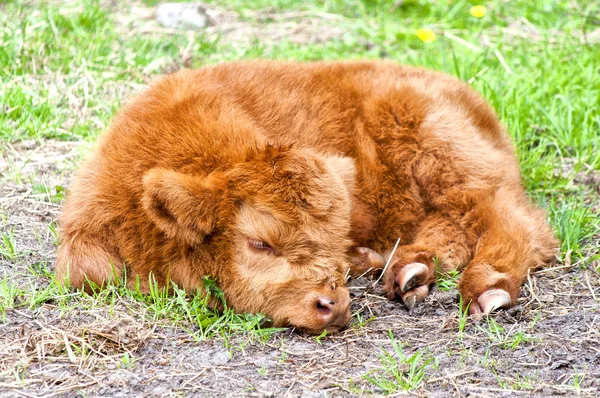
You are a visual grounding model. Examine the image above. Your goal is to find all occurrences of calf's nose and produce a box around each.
[314,295,350,333]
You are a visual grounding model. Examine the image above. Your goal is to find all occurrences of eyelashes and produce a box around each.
[248,238,275,254]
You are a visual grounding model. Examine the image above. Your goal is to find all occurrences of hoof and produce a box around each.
[356,247,385,270]
[349,247,385,278]
[469,289,512,315]
[402,285,429,309]
[478,289,512,314]
[397,262,429,293]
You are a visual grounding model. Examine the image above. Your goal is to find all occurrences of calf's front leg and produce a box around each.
[383,211,474,308]
[348,247,385,278]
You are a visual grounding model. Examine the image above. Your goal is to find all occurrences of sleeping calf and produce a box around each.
[55,61,557,333]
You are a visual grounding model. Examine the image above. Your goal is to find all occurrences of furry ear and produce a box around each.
[141,168,225,244]
[322,155,356,192]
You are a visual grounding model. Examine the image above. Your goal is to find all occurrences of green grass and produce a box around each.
[1,0,597,241]
[363,330,437,393]
[494,371,538,391]
[477,317,536,350]
[457,294,470,339]
[435,255,461,291]
[0,276,22,322]
[0,266,281,343]
[0,229,18,261]
[549,192,600,262]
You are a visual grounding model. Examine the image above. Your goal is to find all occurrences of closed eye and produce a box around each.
[248,238,275,254]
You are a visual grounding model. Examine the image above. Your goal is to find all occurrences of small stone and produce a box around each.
[156,3,211,30]
[539,294,555,302]
[19,139,38,150]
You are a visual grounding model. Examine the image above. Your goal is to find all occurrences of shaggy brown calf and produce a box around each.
[55,61,557,333]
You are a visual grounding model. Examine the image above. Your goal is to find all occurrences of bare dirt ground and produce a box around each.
[1,2,600,397]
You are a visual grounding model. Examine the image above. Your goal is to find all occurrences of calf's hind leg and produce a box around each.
[384,186,556,313]
[459,187,557,314]
[55,234,123,292]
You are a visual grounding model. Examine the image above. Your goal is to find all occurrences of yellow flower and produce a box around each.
[470,5,487,18]
[416,28,436,43]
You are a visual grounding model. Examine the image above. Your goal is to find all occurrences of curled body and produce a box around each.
[55,61,557,333]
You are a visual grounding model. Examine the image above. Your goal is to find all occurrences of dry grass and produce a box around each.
[0,308,156,396]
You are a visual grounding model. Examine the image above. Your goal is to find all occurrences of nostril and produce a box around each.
[316,298,333,317]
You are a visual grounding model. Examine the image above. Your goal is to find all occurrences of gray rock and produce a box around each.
[156,3,211,30]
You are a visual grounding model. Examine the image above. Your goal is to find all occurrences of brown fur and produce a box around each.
[55,61,557,332]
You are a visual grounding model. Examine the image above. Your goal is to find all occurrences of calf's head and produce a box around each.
[142,145,355,334]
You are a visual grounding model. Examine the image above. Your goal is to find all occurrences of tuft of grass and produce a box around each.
[119,352,136,369]
[548,193,600,262]
[0,276,22,322]
[31,183,66,203]
[493,370,537,391]
[457,294,470,339]
[363,330,437,393]
[4,267,282,343]
[47,221,60,246]
[257,365,268,377]
[313,330,328,345]
[435,254,461,292]
[89,274,283,343]
[354,311,376,329]
[436,270,461,291]
[0,229,18,260]
[572,368,584,395]
[477,317,536,350]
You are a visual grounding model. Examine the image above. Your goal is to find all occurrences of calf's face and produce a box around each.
[142,146,355,334]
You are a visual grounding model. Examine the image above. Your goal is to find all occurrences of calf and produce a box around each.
[55,61,557,333]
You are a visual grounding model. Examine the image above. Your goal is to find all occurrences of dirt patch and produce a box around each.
[117,2,352,47]
[557,157,600,188]
[1,140,599,396]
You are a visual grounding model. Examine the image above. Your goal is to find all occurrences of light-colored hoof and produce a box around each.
[356,247,385,270]
[468,301,483,315]
[398,262,429,293]
[404,294,416,309]
[478,289,512,314]
[402,285,429,309]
